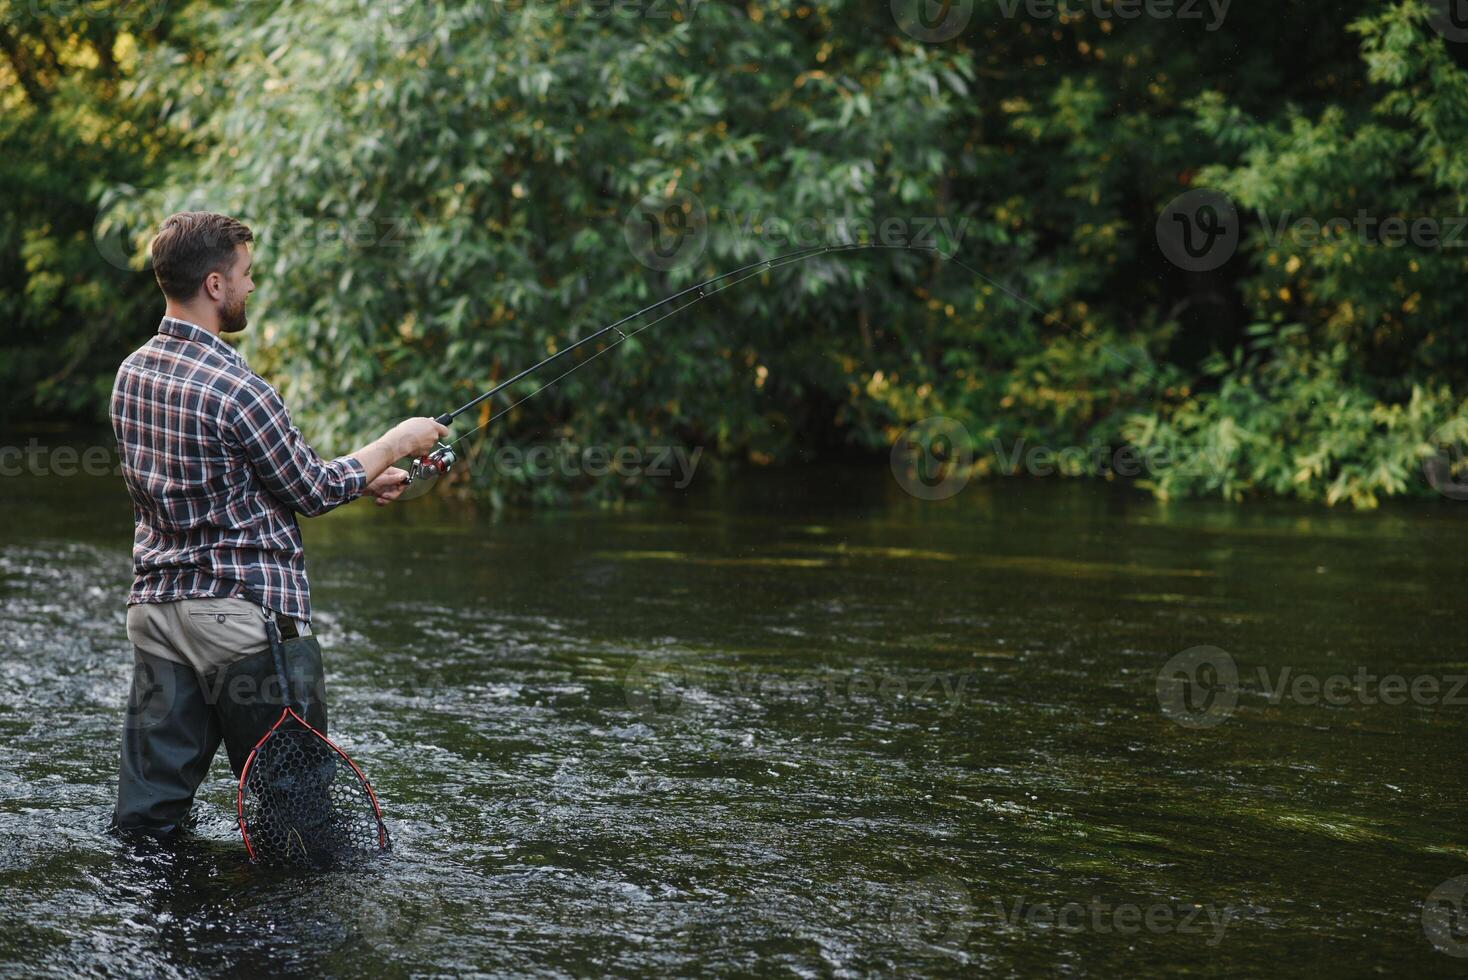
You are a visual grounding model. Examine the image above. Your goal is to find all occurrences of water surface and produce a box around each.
[2,459,1465,976]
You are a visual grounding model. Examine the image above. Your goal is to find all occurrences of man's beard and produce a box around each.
[220,286,248,333]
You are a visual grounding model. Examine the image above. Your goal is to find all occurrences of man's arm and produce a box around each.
[350,418,449,486]
[230,377,447,516]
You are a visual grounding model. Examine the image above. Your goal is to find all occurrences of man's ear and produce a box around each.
[203,270,224,302]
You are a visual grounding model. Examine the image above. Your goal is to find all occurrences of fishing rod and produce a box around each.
[404,241,951,484]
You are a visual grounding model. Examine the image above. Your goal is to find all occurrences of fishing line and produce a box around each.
[406,239,1146,484]
[443,242,935,453]
[437,242,842,426]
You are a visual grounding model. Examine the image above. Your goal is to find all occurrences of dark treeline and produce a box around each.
[3,0,1464,506]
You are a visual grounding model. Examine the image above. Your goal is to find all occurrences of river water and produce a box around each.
[1,457,1465,976]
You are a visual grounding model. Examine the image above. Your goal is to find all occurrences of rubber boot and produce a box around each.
[112,649,222,838]
[207,636,329,779]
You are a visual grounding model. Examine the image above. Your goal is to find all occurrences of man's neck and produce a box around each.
[163,303,221,336]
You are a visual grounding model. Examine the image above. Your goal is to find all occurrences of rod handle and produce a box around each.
[434,412,454,426]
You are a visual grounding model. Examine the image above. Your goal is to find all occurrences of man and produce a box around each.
[110,210,446,838]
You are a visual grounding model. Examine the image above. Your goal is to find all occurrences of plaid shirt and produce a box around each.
[110,317,366,622]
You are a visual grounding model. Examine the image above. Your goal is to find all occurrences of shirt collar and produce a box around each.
[158,316,247,365]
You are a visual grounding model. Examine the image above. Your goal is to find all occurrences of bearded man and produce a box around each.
[109,211,445,837]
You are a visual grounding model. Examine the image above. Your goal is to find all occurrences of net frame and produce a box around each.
[233,608,391,866]
[236,705,391,864]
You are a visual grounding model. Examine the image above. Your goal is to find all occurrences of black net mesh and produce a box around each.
[239,722,390,868]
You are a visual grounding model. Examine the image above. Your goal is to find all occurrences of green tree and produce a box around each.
[13,0,1465,506]
[1127,2,1468,506]
[0,1,186,422]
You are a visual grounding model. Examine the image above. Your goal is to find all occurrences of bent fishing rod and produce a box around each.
[404,241,952,484]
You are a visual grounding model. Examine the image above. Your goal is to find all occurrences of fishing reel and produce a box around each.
[406,443,457,485]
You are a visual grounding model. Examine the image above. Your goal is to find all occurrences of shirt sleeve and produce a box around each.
[228,376,367,517]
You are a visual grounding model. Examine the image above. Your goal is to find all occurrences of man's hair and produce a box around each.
[150,211,254,301]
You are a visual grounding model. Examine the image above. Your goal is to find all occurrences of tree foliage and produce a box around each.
[6,0,1466,506]
[0,1,186,419]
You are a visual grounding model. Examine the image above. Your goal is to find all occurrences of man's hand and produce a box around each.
[365,466,411,506]
[351,417,452,489]
[386,417,451,459]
